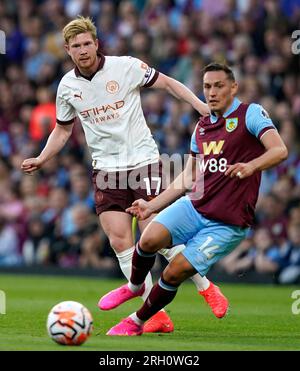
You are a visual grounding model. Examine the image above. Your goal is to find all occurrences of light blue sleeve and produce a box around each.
[245,103,276,139]
[190,128,199,153]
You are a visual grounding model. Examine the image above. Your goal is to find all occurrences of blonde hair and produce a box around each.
[63,16,97,44]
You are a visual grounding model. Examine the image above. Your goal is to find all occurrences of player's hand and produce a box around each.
[225,162,256,179]
[197,103,210,117]
[126,199,155,220]
[21,157,43,174]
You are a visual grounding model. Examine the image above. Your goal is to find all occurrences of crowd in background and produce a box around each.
[0,0,300,283]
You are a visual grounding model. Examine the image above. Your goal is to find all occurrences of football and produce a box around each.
[46,301,93,345]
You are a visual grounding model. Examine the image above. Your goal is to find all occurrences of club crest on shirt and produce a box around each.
[225,117,238,132]
[106,80,119,94]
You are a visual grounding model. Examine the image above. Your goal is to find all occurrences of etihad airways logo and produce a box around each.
[80,100,125,119]
[202,140,225,155]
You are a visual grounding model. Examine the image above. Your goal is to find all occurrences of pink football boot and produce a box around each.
[98,283,145,310]
[106,317,143,336]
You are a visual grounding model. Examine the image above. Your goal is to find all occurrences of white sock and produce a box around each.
[115,246,154,301]
[190,274,210,291]
[159,244,210,291]
[158,244,185,261]
[129,312,145,325]
[128,281,143,293]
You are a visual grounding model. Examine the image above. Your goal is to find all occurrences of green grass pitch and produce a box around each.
[0,273,299,350]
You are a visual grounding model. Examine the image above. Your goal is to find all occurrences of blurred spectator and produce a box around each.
[117,0,139,38]
[0,185,25,224]
[253,227,281,275]
[219,227,281,278]
[65,0,100,19]
[29,87,56,142]
[202,0,228,18]
[0,215,22,267]
[24,38,57,82]
[277,222,300,284]
[271,175,294,206]
[130,30,152,63]
[22,216,50,265]
[256,193,288,245]
[43,187,69,222]
[289,206,300,225]
[35,157,70,197]
[69,165,94,209]
[219,238,254,275]
[0,157,11,198]
[42,186,70,238]
[0,15,25,65]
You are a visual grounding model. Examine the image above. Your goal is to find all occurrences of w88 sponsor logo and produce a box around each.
[199,158,227,173]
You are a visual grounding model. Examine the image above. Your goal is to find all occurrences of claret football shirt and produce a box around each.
[190,98,276,227]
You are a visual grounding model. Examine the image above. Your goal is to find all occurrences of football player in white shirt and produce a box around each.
[21,16,228,332]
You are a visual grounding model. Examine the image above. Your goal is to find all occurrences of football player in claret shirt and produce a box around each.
[21,17,229,333]
[102,63,288,336]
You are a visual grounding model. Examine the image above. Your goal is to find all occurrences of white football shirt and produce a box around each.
[56,55,160,171]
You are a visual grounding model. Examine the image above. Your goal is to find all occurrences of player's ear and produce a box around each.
[65,43,71,56]
[94,38,99,54]
[231,81,238,96]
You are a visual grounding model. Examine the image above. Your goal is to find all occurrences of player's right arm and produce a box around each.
[22,79,76,174]
[126,155,197,219]
[21,122,74,174]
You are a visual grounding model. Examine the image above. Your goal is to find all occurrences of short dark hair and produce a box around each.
[203,63,235,81]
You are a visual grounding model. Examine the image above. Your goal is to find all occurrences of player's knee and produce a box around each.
[139,224,171,252]
[109,236,131,253]
[139,233,160,253]
[163,265,182,286]
[163,259,194,286]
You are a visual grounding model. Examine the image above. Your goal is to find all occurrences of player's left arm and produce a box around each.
[248,129,288,171]
[225,130,288,179]
[151,73,210,116]
[226,104,288,179]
